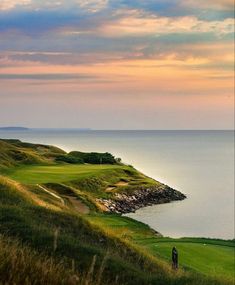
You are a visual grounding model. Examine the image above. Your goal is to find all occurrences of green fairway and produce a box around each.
[8,164,123,184]
[87,214,235,282]
[152,240,234,281]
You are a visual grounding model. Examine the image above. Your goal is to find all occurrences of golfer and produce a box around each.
[172,247,178,270]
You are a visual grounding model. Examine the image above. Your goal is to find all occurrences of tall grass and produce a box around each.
[0,235,121,285]
[0,234,79,285]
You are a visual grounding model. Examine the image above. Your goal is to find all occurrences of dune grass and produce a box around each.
[0,139,65,172]
[0,234,80,285]
[0,177,151,285]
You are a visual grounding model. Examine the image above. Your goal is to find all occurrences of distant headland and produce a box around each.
[0,127,29,131]
[0,127,91,131]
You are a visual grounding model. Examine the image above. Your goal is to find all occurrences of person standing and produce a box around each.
[172,246,178,270]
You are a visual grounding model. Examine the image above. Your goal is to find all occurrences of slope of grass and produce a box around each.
[0,176,152,285]
[2,174,232,284]
[6,163,162,215]
[86,214,235,283]
[0,234,81,285]
[0,139,64,172]
[0,176,182,285]
[0,139,234,285]
[0,138,120,173]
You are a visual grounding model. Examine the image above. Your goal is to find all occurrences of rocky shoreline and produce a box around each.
[97,185,186,214]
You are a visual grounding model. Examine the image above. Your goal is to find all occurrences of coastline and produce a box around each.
[1,138,234,284]
[97,184,186,214]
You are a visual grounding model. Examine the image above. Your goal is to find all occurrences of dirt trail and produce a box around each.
[66,196,90,214]
[115,181,128,186]
[37,184,89,214]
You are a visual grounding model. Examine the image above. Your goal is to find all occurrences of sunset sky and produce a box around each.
[0,0,234,129]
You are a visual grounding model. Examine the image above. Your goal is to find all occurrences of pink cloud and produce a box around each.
[0,0,31,11]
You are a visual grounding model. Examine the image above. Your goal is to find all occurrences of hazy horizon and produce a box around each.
[0,126,234,131]
[0,0,234,129]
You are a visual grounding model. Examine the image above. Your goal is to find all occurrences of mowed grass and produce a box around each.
[86,214,235,282]
[152,241,234,280]
[8,164,123,184]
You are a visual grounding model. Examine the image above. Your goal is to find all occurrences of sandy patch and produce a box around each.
[115,181,128,187]
[66,196,90,214]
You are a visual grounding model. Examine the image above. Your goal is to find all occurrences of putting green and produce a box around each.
[8,164,122,184]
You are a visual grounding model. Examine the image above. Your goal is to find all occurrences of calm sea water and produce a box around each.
[0,130,234,239]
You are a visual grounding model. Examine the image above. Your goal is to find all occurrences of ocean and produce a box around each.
[0,129,234,239]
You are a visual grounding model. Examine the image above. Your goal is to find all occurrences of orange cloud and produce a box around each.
[0,0,31,10]
[98,13,234,37]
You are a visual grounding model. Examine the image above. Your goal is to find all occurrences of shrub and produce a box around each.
[55,155,83,164]
[69,152,116,165]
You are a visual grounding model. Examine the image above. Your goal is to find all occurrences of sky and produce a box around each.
[0,0,234,129]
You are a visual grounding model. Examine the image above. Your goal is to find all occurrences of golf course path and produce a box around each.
[66,196,90,214]
[37,184,89,214]
[37,184,65,205]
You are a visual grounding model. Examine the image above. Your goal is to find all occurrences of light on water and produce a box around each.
[0,130,234,239]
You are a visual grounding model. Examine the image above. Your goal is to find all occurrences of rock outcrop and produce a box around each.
[97,185,186,214]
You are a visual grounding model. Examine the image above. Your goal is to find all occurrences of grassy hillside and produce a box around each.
[0,234,82,285]
[0,139,65,172]
[0,139,234,285]
[86,214,235,283]
[7,164,155,186]
[0,139,118,173]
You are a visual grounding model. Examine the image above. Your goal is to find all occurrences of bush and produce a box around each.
[69,152,116,164]
[55,155,83,164]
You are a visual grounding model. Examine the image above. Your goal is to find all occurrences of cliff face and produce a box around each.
[97,185,186,214]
